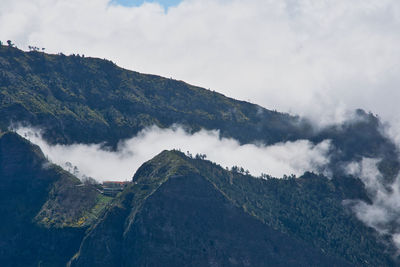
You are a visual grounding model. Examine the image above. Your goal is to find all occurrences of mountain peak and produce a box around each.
[71,152,350,266]
[132,149,198,183]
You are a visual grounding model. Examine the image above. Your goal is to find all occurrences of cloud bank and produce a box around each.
[16,126,331,182]
[2,0,400,126]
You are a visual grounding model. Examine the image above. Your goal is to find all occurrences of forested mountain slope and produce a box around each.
[0,132,111,266]
[0,134,397,266]
[0,45,397,176]
[70,150,354,267]
[1,45,400,266]
[0,45,310,147]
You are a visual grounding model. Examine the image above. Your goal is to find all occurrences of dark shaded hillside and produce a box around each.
[72,150,398,266]
[0,137,396,266]
[70,150,350,267]
[188,157,396,266]
[0,132,110,266]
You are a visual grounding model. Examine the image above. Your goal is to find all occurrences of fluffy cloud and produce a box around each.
[16,126,332,181]
[1,0,400,126]
[345,158,400,250]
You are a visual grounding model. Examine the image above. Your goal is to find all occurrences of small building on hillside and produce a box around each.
[101,181,130,196]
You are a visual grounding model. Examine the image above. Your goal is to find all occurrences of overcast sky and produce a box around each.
[1,0,400,127]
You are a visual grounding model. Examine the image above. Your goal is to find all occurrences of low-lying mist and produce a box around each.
[16,125,332,182]
[345,158,400,251]
[17,124,400,252]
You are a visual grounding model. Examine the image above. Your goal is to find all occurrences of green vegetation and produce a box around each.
[181,152,397,265]
[1,45,400,266]
[0,132,111,266]
[191,159,392,266]
[0,133,397,266]
[0,45,313,147]
[35,180,113,228]
[70,150,397,266]
[71,151,350,266]
[0,45,396,176]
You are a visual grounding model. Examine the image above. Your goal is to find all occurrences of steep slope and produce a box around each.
[0,132,110,266]
[71,151,352,266]
[1,44,399,266]
[0,45,309,147]
[0,45,397,176]
[189,158,396,266]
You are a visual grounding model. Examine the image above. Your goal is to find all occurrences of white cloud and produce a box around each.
[2,0,400,126]
[344,158,400,250]
[16,125,332,181]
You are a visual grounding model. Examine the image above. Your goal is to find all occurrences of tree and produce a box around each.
[6,40,14,47]
[28,45,40,51]
[231,166,239,173]
[260,173,272,179]
[82,175,98,186]
[195,153,207,160]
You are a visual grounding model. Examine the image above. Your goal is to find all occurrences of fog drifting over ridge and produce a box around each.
[344,158,400,250]
[16,126,332,182]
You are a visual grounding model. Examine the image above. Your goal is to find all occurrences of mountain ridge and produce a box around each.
[0,45,310,148]
[68,150,396,266]
[70,150,352,267]
[1,44,400,266]
[0,133,397,266]
[1,44,397,178]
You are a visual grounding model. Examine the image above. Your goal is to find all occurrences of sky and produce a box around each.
[110,0,181,9]
[1,0,400,129]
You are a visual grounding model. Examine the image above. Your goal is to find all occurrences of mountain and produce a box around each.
[1,44,400,266]
[0,132,111,266]
[0,45,397,173]
[0,135,397,266]
[0,45,310,147]
[70,150,352,266]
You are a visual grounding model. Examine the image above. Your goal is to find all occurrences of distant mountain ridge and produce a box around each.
[1,44,400,266]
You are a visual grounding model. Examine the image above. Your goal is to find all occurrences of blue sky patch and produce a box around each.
[110,0,182,9]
